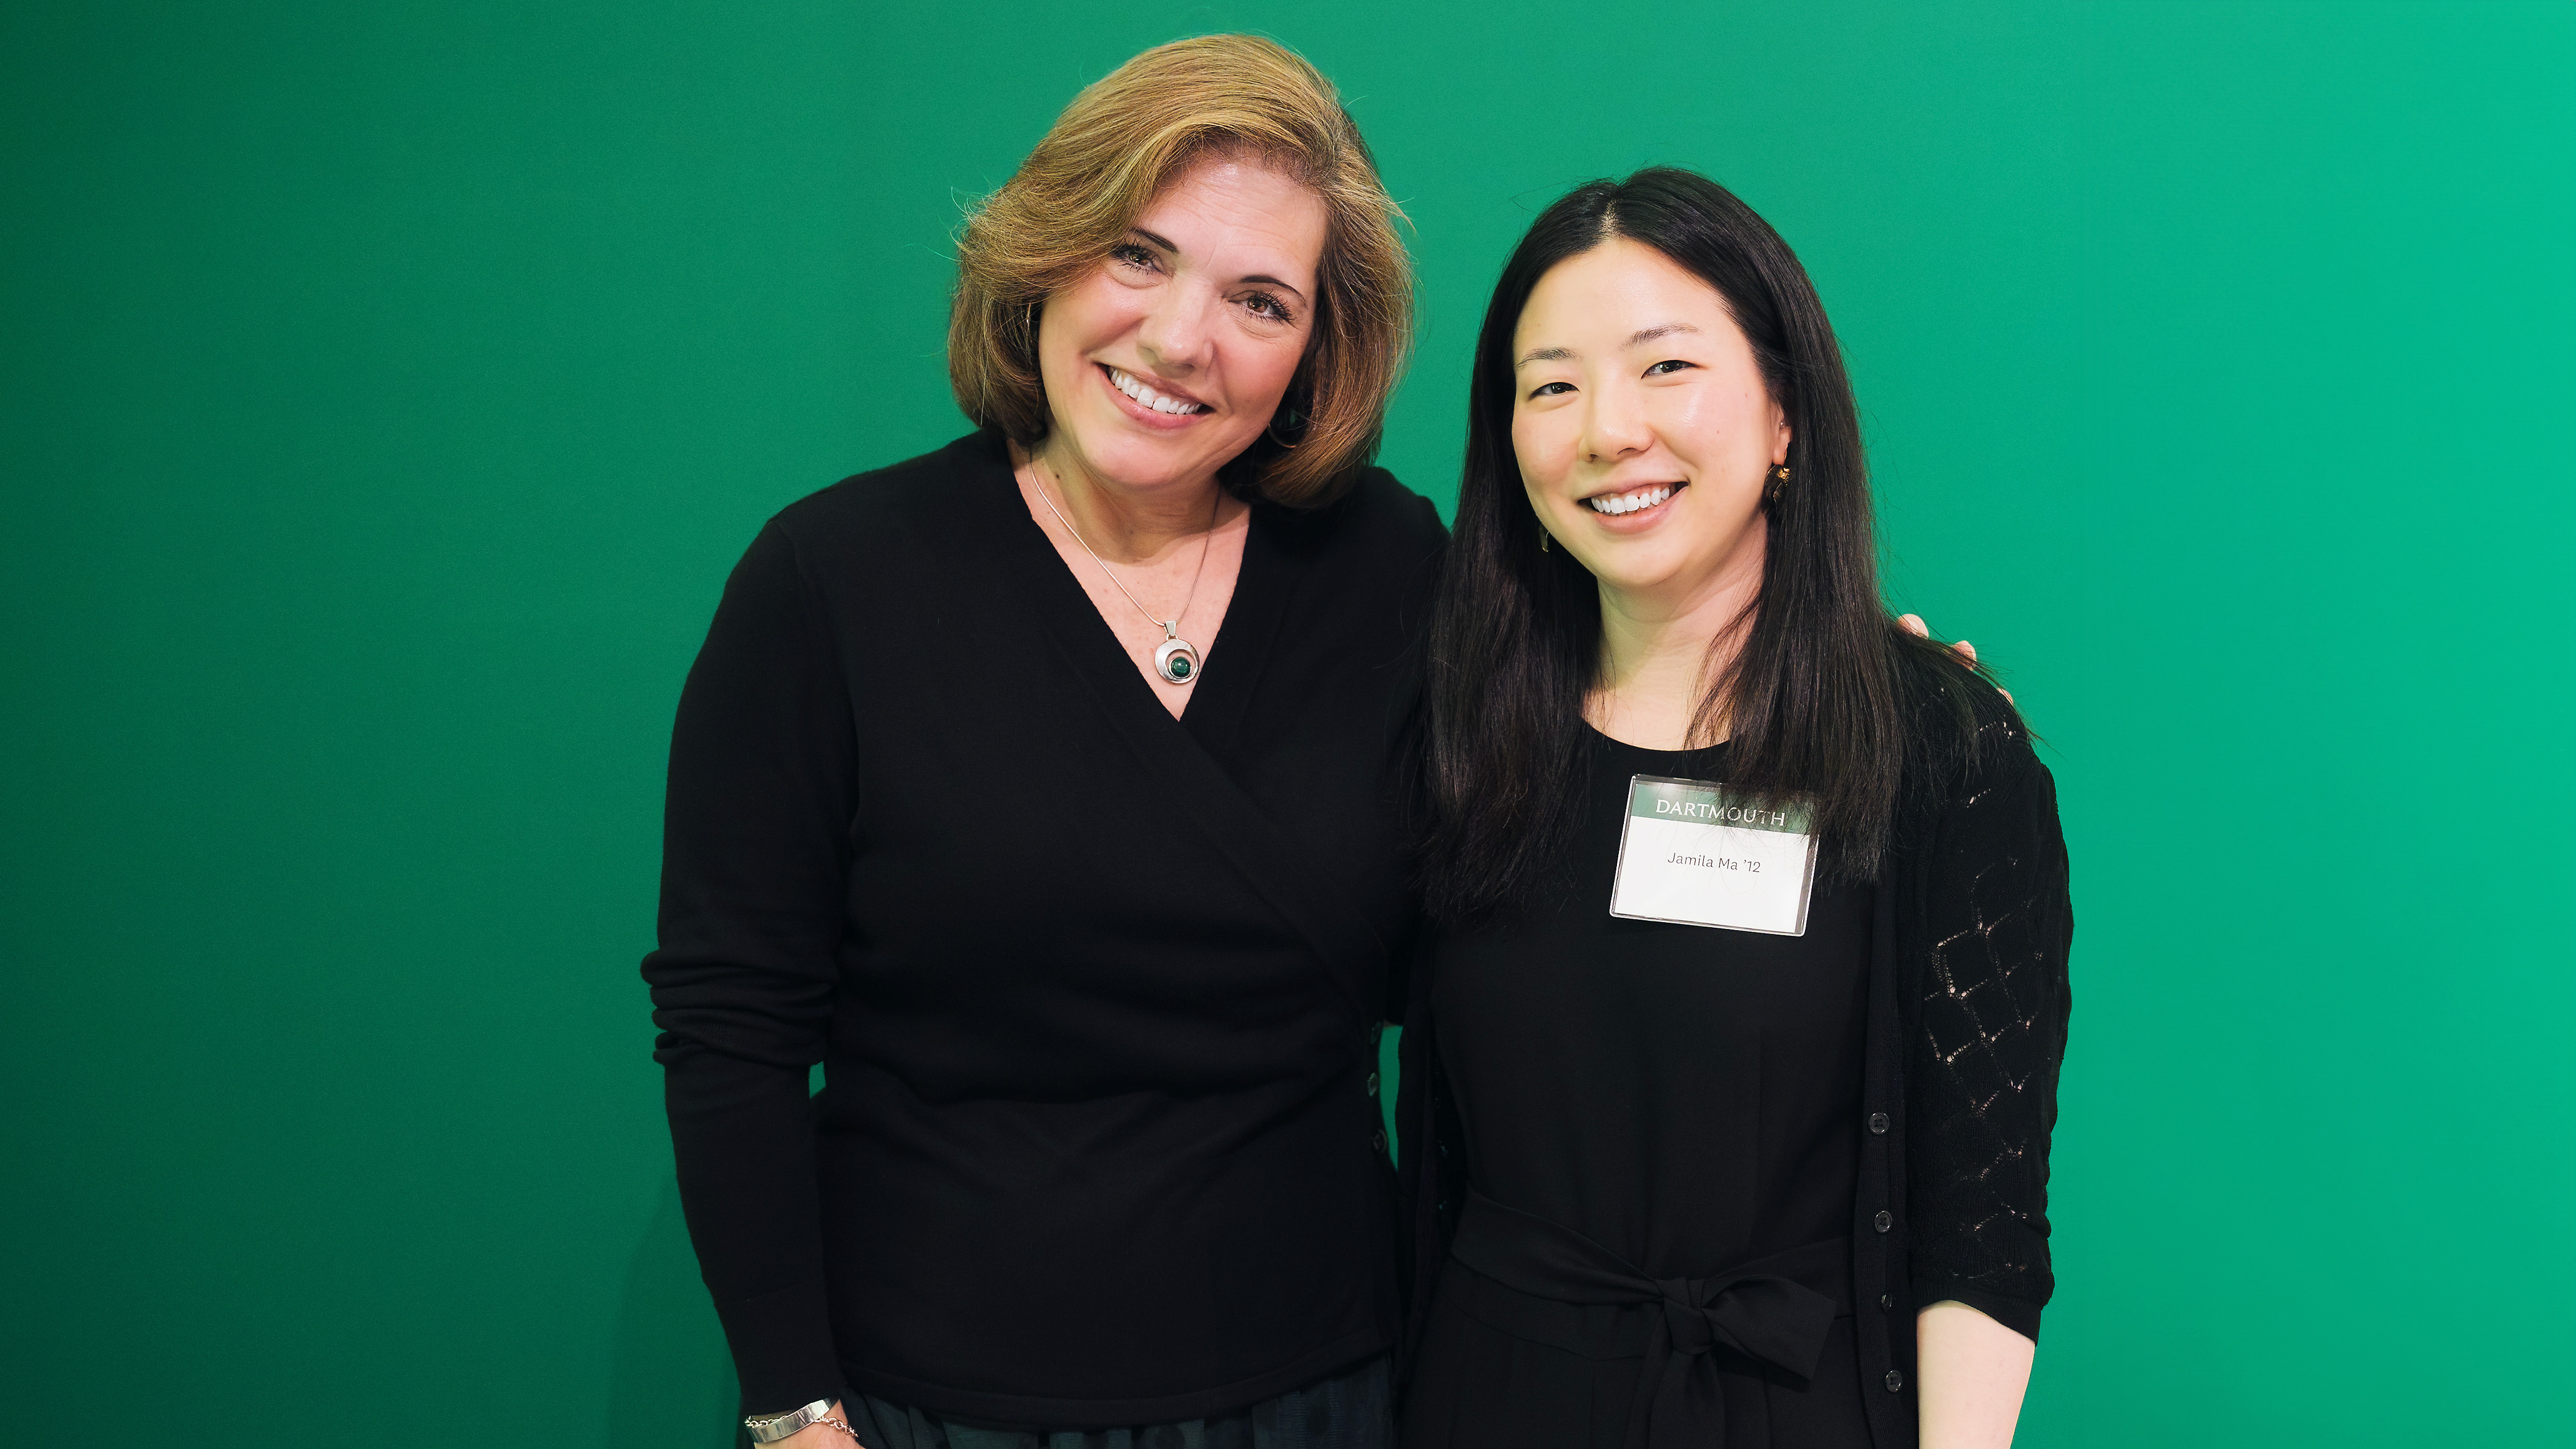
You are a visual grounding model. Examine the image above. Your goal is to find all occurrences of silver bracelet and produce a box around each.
[744,1400,863,1444]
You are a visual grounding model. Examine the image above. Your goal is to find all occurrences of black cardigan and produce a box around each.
[1395,693,2073,1448]
[645,431,1445,1426]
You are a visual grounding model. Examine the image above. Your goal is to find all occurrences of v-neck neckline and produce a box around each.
[948,431,1388,1006]
[961,431,1285,766]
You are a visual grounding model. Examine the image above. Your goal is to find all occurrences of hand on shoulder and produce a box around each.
[1899,613,2012,705]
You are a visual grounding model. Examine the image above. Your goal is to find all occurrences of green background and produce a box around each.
[5,2,2569,1443]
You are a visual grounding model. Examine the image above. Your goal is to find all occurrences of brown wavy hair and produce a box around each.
[948,35,1412,507]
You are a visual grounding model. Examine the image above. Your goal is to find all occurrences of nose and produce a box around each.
[1138,280,1217,376]
[1581,379,1651,463]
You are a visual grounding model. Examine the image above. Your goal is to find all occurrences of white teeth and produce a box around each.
[1586,484,1675,515]
[1109,367,1204,416]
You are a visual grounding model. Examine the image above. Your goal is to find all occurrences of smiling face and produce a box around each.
[1511,237,1790,604]
[1035,153,1327,497]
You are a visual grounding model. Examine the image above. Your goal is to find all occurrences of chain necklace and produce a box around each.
[1029,453,1219,685]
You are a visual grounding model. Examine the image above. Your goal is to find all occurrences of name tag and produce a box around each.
[1608,775,1820,936]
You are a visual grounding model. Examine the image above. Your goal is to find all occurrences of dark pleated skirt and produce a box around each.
[842,1355,1392,1449]
[1399,1262,1872,1449]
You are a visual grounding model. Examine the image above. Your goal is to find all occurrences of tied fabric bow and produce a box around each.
[1450,1187,1842,1449]
[1634,1269,1838,1448]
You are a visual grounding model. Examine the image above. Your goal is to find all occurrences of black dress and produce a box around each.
[644,431,1447,1430]
[1395,685,2073,1449]
[1401,730,1877,1449]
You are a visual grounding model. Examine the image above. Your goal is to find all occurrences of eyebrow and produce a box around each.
[1515,322,1701,368]
[1127,227,1310,302]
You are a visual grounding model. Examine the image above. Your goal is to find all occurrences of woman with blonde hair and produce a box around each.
[644,34,1433,1449]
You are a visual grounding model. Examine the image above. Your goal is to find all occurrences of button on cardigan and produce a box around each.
[646,430,1446,1427]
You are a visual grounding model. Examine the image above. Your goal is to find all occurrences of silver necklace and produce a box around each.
[1030,453,1219,685]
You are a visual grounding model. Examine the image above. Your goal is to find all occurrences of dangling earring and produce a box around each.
[1266,406,1304,449]
[1764,464,1791,510]
[1540,530,1551,553]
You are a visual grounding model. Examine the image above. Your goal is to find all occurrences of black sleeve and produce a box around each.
[1376,478,1447,1031]
[1392,933,1470,1385]
[1904,720,2073,1342]
[641,519,856,1413]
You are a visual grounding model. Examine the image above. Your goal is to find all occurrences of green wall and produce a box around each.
[4,2,2569,1443]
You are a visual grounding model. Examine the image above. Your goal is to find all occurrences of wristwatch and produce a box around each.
[744,1400,839,1443]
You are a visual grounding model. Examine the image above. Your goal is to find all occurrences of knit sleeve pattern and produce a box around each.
[1902,714,2073,1340]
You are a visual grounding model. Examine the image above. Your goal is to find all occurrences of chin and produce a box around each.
[1073,420,1242,491]
[1588,545,1706,596]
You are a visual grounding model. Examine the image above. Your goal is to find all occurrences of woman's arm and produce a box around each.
[1902,704,2072,1442]
[644,519,859,1419]
[1918,1301,2035,1448]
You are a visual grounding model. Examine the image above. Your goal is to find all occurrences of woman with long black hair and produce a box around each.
[1395,169,2072,1448]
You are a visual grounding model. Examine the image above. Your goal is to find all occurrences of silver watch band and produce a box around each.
[744,1399,837,1443]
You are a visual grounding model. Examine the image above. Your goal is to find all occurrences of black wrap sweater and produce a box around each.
[645,431,1445,1427]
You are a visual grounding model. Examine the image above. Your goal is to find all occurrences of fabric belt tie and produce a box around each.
[1448,1186,1848,1449]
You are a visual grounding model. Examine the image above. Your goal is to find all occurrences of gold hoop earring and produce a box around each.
[1764,464,1791,509]
[1266,408,1304,449]
[1540,530,1551,553]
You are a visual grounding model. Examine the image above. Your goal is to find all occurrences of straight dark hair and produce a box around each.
[1419,167,1993,922]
